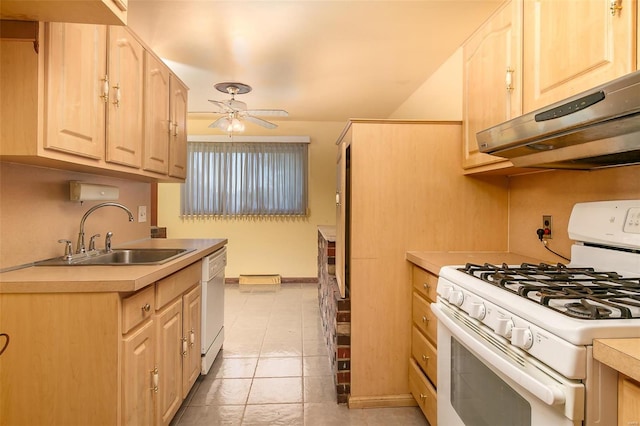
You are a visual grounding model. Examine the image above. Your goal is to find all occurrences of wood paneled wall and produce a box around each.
[508,166,640,262]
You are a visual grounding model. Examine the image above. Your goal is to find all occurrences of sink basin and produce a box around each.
[34,248,195,266]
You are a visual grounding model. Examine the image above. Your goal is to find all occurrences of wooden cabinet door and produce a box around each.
[462,0,522,170]
[121,319,155,426]
[143,52,171,174]
[155,298,183,426]
[106,25,144,168]
[44,22,106,160]
[619,374,640,426]
[335,132,350,298]
[182,285,202,398]
[168,75,188,179]
[523,0,636,112]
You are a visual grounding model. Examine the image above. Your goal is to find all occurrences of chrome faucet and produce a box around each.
[76,202,134,253]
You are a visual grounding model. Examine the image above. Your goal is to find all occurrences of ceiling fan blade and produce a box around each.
[208,99,233,113]
[229,99,247,110]
[208,116,230,130]
[244,115,278,129]
[245,109,289,117]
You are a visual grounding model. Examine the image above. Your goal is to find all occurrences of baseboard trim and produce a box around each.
[225,277,318,284]
[347,394,418,409]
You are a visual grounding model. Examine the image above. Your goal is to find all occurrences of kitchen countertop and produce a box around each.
[406,250,549,275]
[594,339,640,383]
[318,225,336,242]
[0,238,227,294]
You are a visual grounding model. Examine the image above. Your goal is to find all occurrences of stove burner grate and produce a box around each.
[458,262,640,320]
[565,300,613,319]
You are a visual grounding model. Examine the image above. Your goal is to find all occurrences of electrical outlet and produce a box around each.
[138,206,147,223]
[542,215,552,239]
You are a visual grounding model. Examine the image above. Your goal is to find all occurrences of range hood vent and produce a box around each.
[476,70,640,170]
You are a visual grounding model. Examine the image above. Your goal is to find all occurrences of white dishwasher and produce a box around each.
[201,246,226,374]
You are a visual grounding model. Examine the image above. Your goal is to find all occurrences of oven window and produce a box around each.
[451,338,531,426]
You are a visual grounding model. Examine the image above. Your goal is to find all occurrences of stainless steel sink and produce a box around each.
[34,248,195,266]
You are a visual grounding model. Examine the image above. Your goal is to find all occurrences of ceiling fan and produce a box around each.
[208,82,289,133]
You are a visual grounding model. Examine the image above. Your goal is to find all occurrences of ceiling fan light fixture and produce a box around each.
[208,81,287,132]
[228,117,245,132]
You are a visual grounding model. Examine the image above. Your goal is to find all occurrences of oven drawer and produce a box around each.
[412,266,438,302]
[409,357,437,425]
[412,292,437,343]
[122,285,155,334]
[412,325,437,386]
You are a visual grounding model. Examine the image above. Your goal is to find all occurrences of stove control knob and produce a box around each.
[469,303,486,320]
[511,327,534,350]
[448,290,464,307]
[495,318,514,339]
[440,284,452,299]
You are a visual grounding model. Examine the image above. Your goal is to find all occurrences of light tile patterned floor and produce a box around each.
[171,283,429,426]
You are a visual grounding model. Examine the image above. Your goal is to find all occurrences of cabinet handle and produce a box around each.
[335,192,340,206]
[419,393,427,401]
[151,367,159,393]
[142,303,151,313]
[610,0,622,16]
[100,75,109,103]
[112,83,121,108]
[182,337,188,357]
[506,67,514,92]
[423,283,429,290]
[422,316,428,323]
[172,122,179,137]
[422,354,429,362]
[189,329,195,347]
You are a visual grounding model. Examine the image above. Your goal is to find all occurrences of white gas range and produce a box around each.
[432,200,640,426]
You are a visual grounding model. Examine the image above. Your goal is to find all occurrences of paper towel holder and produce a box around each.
[70,181,120,202]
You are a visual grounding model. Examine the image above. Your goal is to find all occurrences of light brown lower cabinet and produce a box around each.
[0,260,202,426]
[409,358,437,424]
[619,374,640,426]
[409,264,439,425]
[122,318,156,425]
[154,261,202,426]
[122,284,156,425]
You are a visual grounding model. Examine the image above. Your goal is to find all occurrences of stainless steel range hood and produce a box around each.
[476,70,640,170]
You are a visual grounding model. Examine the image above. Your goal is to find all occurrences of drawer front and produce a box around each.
[409,357,437,425]
[412,292,437,343]
[156,261,202,309]
[412,325,437,386]
[412,266,438,302]
[122,285,155,334]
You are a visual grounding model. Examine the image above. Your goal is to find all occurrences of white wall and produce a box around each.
[389,48,463,120]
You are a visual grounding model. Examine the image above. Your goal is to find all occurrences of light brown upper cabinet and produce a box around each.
[143,54,189,179]
[0,21,188,183]
[462,0,637,174]
[169,76,188,179]
[0,0,127,25]
[462,0,523,173]
[143,52,171,175]
[523,0,636,113]
[43,23,108,161]
[106,25,144,169]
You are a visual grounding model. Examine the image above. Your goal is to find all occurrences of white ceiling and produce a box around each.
[127,1,502,126]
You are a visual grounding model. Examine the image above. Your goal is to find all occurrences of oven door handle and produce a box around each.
[432,303,567,407]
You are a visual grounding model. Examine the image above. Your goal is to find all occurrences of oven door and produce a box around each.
[432,301,585,426]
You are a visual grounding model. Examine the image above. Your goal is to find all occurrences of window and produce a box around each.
[181,138,309,218]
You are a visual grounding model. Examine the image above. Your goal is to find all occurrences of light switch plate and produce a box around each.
[138,206,147,223]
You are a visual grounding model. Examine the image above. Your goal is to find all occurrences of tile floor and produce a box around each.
[171,283,429,425]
